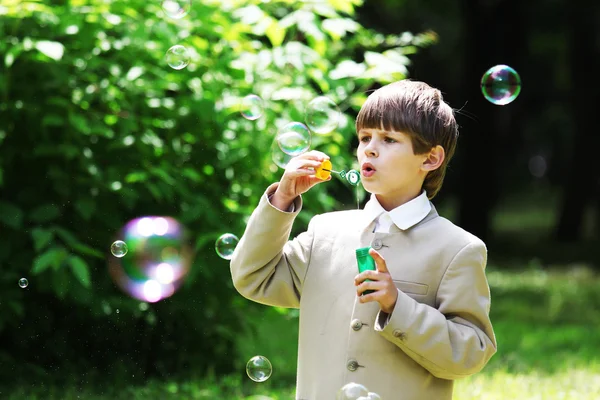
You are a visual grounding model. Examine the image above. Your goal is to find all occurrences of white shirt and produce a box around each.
[363,190,432,232]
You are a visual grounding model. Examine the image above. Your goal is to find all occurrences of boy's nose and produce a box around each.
[364,144,378,157]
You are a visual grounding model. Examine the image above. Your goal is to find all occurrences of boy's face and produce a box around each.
[357,128,428,209]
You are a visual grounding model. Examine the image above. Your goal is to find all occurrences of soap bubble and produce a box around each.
[246,355,272,382]
[337,382,369,400]
[305,96,340,134]
[108,216,193,303]
[161,0,190,19]
[271,138,294,169]
[215,233,239,260]
[18,278,28,288]
[111,240,128,258]
[165,45,190,70]
[276,122,311,156]
[480,64,521,105]
[240,94,264,121]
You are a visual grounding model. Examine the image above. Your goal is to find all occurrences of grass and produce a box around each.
[2,265,600,399]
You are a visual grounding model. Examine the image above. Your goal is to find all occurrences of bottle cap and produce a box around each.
[355,247,371,258]
[315,159,332,180]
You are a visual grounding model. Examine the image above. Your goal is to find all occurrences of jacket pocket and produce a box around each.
[393,280,428,295]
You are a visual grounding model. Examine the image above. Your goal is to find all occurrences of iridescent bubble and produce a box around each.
[108,216,193,303]
[111,240,128,258]
[305,96,340,134]
[161,0,190,19]
[336,382,369,400]
[276,122,311,156]
[271,138,294,170]
[215,233,239,260]
[165,45,190,70]
[246,355,272,383]
[240,94,264,121]
[18,278,28,288]
[480,64,521,105]
[346,170,360,186]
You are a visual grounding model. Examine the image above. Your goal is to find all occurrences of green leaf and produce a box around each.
[31,228,54,252]
[151,167,176,185]
[67,255,91,288]
[266,20,285,47]
[52,267,69,300]
[182,168,203,183]
[75,198,96,221]
[53,226,78,247]
[42,114,65,127]
[35,40,65,61]
[68,112,91,135]
[32,247,67,274]
[4,45,22,68]
[29,204,60,223]
[0,201,24,229]
[71,243,104,259]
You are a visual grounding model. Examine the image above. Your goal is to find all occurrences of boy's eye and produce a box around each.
[384,137,396,143]
[360,136,370,142]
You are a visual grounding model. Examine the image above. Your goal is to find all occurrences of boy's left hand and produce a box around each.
[354,248,398,314]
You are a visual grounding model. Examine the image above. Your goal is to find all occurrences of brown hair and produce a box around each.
[355,80,459,199]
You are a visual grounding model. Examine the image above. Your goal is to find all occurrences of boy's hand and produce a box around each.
[272,151,331,210]
[355,248,398,314]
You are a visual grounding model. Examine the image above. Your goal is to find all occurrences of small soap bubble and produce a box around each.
[276,122,311,156]
[271,138,294,170]
[161,0,190,19]
[165,45,190,70]
[246,355,272,383]
[116,309,120,314]
[240,94,264,121]
[111,240,128,258]
[305,96,340,134]
[366,393,382,400]
[18,278,28,288]
[215,233,239,260]
[337,382,369,400]
[346,170,360,186]
[480,64,521,105]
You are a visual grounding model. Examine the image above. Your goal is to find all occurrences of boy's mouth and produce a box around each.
[361,163,376,177]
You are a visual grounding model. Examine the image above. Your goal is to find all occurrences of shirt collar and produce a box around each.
[363,190,432,231]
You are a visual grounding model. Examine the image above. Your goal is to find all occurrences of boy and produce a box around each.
[230,80,497,400]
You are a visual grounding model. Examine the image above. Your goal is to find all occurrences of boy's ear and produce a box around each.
[421,145,445,172]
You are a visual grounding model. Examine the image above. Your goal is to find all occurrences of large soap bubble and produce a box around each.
[108,216,193,303]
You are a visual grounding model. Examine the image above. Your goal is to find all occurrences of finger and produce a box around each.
[369,248,389,273]
[358,290,380,304]
[356,280,383,296]
[354,270,381,285]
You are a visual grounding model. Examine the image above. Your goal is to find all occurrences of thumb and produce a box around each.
[369,248,388,273]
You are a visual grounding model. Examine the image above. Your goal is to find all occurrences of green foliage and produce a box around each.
[0,0,432,378]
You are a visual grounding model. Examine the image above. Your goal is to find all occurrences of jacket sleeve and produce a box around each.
[229,183,314,308]
[374,240,497,379]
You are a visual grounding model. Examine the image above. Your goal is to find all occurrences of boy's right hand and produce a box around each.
[271,151,331,211]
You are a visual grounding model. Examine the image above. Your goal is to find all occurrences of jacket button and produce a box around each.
[372,239,383,250]
[351,319,363,331]
[347,359,359,371]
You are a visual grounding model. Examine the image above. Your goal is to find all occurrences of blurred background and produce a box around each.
[1,0,599,399]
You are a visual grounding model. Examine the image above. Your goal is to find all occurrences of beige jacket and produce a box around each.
[231,184,497,400]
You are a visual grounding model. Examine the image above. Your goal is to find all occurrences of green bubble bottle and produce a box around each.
[355,247,376,295]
